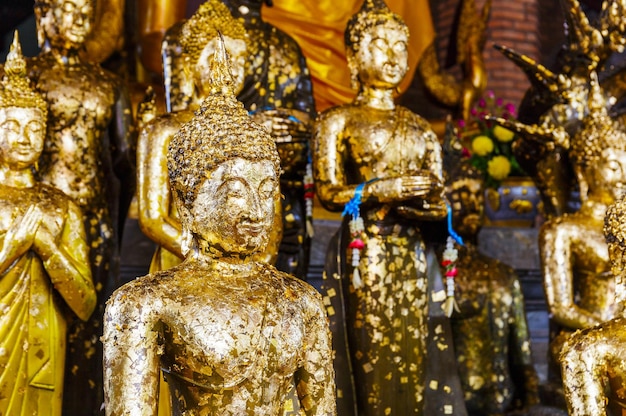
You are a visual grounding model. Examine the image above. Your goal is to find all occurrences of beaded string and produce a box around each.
[442,203,463,317]
[304,154,315,238]
[342,182,372,289]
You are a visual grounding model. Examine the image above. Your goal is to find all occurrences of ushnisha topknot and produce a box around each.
[167,35,280,208]
[344,0,408,53]
[0,32,48,118]
[179,0,247,67]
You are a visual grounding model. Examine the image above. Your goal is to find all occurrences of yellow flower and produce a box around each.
[493,125,515,142]
[471,135,494,156]
[487,155,512,180]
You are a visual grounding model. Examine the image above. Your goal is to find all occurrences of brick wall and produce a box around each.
[432,0,541,109]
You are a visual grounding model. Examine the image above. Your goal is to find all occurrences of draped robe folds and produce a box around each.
[0,184,94,416]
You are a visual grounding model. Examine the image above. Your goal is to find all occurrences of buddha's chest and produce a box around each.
[36,66,115,128]
[160,292,305,389]
[344,113,431,174]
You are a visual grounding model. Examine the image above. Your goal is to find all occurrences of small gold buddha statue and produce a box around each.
[0,33,96,416]
[137,0,249,273]
[560,196,626,416]
[26,1,136,412]
[102,42,336,416]
[444,160,539,415]
[313,0,447,414]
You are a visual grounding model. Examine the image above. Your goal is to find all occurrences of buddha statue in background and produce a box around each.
[313,1,447,414]
[492,72,626,391]
[25,0,136,414]
[156,0,315,279]
[102,42,336,415]
[0,33,96,416]
[137,0,248,273]
[444,160,539,415]
[560,196,626,416]
[494,0,626,219]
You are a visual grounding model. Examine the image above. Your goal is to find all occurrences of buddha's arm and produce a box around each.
[541,220,603,329]
[561,324,615,416]
[36,201,96,322]
[508,275,540,406]
[0,205,40,274]
[137,119,183,258]
[103,288,161,416]
[296,297,337,416]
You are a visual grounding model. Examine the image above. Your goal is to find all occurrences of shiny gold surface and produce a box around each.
[0,34,96,416]
[137,0,249,272]
[495,72,626,391]
[445,162,539,414]
[560,196,626,416]
[103,46,336,415]
[313,1,445,413]
[27,0,136,412]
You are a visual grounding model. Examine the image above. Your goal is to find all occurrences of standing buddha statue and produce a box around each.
[313,0,448,414]
[444,160,539,415]
[0,33,96,416]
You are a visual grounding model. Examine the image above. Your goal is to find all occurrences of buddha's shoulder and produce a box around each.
[107,271,171,307]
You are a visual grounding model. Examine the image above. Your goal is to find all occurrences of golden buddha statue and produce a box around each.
[0,33,96,416]
[313,1,447,414]
[493,71,626,393]
[560,196,626,416]
[137,0,249,273]
[444,160,539,415]
[24,0,136,413]
[102,42,336,416]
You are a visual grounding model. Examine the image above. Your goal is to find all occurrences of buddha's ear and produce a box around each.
[346,51,359,91]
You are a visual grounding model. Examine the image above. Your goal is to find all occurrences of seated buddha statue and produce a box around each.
[560,196,626,416]
[0,33,96,416]
[137,0,249,272]
[312,1,448,414]
[444,160,539,415]
[102,40,336,416]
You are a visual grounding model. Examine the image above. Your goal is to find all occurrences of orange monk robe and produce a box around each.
[263,0,435,112]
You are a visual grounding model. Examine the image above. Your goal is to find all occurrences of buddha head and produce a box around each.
[570,72,626,203]
[180,0,248,96]
[446,160,485,242]
[344,0,409,91]
[34,0,94,50]
[0,33,48,172]
[168,39,280,259]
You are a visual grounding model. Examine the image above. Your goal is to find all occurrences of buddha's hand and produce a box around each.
[251,108,311,143]
[366,173,443,204]
[0,205,42,264]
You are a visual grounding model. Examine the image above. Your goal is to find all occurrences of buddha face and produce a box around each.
[190,158,278,257]
[45,0,93,48]
[0,107,46,171]
[193,36,247,96]
[447,177,484,239]
[350,20,409,89]
[586,148,626,201]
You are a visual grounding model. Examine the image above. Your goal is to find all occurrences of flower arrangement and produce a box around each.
[457,91,524,188]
